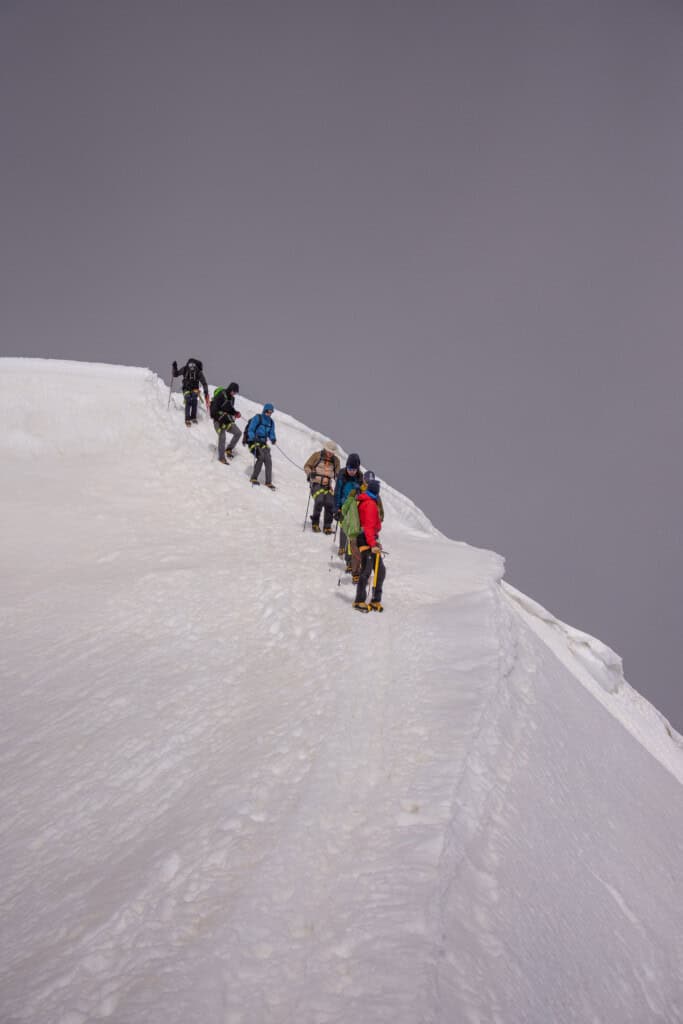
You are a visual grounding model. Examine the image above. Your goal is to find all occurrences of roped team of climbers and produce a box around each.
[333,455,385,612]
[171,357,386,612]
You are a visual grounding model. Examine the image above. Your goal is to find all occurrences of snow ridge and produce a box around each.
[1,358,682,1024]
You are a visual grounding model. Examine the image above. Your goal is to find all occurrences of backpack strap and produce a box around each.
[247,414,263,447]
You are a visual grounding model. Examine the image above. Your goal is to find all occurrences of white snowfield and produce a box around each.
[1,357,682,1024]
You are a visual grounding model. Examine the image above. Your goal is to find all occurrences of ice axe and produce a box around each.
[373,550,381,591]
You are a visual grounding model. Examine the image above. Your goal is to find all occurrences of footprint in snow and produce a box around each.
[159,851,181,883]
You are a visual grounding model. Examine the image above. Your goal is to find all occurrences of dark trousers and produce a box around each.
[311,488,334,529]
[184,389,199,421]
[252,445,273,484]
[355,548,385,604]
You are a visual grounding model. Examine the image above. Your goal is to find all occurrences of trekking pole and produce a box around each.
[328,517,338,571]
[302,492,311,532]
[338,538,351,586]
[167,366,174,409]
[337,550,347,586]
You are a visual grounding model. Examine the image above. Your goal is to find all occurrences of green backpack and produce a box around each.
[340,491,360,538]
[209,387,225,420]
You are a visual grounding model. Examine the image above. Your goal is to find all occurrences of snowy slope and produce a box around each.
[1,358,682,1024]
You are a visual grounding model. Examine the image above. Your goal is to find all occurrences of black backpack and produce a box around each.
[241,415,255,445]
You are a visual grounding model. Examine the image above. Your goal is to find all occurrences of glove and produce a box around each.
[333,509,342,521]
[172,361,178,374]
[235,411,242,419]
[371,545,382,554]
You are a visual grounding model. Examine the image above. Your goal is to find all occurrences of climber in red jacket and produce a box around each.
[353,478,385,613]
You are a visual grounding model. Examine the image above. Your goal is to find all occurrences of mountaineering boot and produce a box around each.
[311,522,321,533]
[265,482,277,490]
[344,565,353,574]
[352,574,360,583]
[250,478,260,486]
[224,448,235,459]
[323,527,334,535]
[185,420,192,427]
[369,601,384,613]
[337,547,345,558]
[353,601,370,613]
[218,455,230,465]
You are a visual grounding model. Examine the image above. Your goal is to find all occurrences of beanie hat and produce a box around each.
[363,470,376,483]
[323,440,338,453]
[228,382,239,393]
[346,453,361,470]
[263,403,274,413]
[366,478,381,496]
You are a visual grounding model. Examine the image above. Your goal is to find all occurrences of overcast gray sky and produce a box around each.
[2,1,681,729]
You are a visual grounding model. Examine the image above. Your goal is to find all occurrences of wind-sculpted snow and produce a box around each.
[503,583,626,693]
[1,358,682,1024]
[503,582,683,784]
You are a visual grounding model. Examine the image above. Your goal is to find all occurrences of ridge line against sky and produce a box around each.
[1,0,681,728]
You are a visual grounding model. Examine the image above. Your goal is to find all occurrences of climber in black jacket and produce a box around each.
[172,358,209,425]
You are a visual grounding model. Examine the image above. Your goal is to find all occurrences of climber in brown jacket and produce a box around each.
[304,442,341,534]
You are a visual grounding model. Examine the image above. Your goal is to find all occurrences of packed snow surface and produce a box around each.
[1,358,682,1024]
